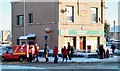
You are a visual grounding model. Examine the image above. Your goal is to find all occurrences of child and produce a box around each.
[106,49,109,59]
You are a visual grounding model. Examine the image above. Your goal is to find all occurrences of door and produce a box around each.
[80,37,86,51]
[4,49,13,59]
[4,49,18,60]
[73,37,76,49]
[97,37,100,48]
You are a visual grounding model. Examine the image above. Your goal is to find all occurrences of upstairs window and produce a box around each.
[66,6,74,22]
[29,13,33,23]
[17,15,23,26]
[91,7,98,23]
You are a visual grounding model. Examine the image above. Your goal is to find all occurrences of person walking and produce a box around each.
[44,44,49,62]
[111,44,116,55]
[53,46,59,63]
[98,45,105,59]
[61,47,64,56]
[71,46,74,58]
[106,49,109,59]
[62,46,68,63]
[67,42,71,60]
[34,43,40,62]
[28,45,33,62]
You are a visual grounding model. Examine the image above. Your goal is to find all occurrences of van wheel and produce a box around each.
[2,56,5,61]
[19,56,24,62]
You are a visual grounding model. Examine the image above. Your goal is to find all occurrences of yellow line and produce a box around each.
[13,52,26,55]
[13,46,19,54]
[13,46,26,55]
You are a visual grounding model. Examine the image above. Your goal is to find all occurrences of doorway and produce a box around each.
[80,37,86,51]
[65,36,76,49]
[97,37,100,48]
[73,37,76,49]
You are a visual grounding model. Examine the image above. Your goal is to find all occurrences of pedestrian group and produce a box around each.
[24,42,116,63]
[25,42,74,63]
[96,44,116,59]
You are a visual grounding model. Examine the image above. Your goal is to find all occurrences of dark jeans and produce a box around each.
[54,54,58,63]
[45,53,49,62]
[68,52,71,60]
[35,54,39,62]
[112,49,115,54]
[63,55,67,62]
[29,53,32,62]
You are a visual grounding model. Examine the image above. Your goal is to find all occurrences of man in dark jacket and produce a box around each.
[111,44,116,55]
[98,45,105,59]
[44,44,49,62]
[67,42,71,60]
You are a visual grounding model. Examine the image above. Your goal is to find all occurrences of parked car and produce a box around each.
[38,49,53,57]
[106,42,112,48]
[114,40,120,49]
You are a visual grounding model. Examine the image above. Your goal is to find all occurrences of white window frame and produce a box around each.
[66,6,74,22]
[91,7,98,23]
[17,15,23,26]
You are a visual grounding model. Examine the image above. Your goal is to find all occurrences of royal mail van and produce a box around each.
[2,45,33,62]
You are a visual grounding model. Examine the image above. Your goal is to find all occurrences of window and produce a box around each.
[66,6,74,22]
[29,13,33,23]
[17,15,23,26]
[91,7,98,23]
[8,49,13,53]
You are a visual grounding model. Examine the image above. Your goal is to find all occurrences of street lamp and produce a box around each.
[44,28,52,45]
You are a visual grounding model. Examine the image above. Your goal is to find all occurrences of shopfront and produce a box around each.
[59,30,104,52]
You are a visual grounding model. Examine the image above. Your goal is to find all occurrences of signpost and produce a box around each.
[44,35,48,44]
[45,28,51,45]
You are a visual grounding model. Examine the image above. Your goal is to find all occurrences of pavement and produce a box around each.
[1,56,120,71]
[31,55,120,63]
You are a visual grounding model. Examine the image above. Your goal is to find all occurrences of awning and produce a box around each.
[27,34,36,37]
[19,34,36,40]
[19,36,28,40]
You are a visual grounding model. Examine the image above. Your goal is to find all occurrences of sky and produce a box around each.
[0,0,119,31]
[0,0,11,31]
[105,0,120,27]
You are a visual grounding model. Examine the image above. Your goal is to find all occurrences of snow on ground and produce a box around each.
[32,56,119,63]
[115,49,120,53]
[1,65,46,69]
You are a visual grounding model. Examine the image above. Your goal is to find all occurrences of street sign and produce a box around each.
[44,36,48,41]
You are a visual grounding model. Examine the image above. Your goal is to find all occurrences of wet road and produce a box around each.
[1,61,120,70]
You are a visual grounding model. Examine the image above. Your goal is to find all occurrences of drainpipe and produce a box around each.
[24,0,26,36]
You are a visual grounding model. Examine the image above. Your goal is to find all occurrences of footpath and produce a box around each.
[33,55,119,63]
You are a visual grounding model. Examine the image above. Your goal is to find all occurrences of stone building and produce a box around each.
[12,0,106,52]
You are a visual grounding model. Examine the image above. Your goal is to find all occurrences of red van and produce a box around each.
[2,45,31,62]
